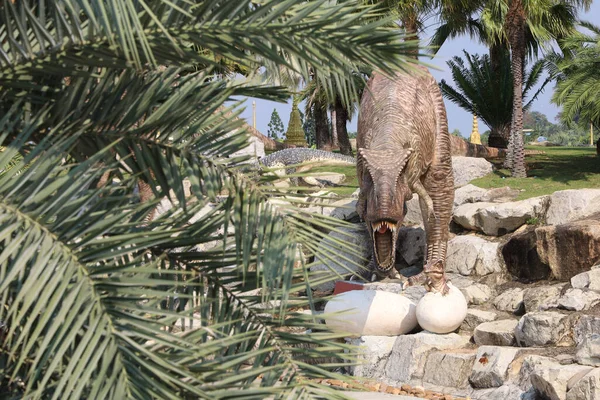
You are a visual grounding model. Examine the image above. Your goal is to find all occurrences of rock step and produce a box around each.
[315,378,463,399]
[349,328,600,399]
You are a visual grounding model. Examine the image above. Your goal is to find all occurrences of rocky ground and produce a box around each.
[306,157,600,400]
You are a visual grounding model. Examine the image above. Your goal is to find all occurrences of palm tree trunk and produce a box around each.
[335,99,353,156]
[314,101,331,151]
[505,0,527,177]
[403,16,419,59]
[488,44,510,149]
[331,108,339,148]
[489,43,508,79]
[488,130,508,148]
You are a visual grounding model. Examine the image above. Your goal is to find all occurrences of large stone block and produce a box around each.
[461,282,493,306]
[566,368,600,400]
[470,346,521,388]
[310,224,369,292]
[471,385,530,400]
[446,235,504,276]
[324,198,359,221]
[461,309,498,332]
[501,227,551,281]
[515,311,575,347]
[572,268,600,292]
[453,184,520,209]
[536,218,600,281]
[423,351,476,388]
[396,226,426,268]
[531,360,592,400]
[453,197,547,236]
[454,184,489,208]
[346,336,397,379]
[474,319,519,346]
[518,355,593,400]
[545,189,600,226]
[575,316,600,367]
[452,156,493,187]
[453,202,495,232]
[493,288,525,313]
[447,274,493,306]
[385,331,470,384]
[522,284,565,312]
[476,196,547,236]
[558,288,600,311]
[404,196,423,226]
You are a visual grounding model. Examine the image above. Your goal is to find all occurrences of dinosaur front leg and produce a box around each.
[412,181,437,224]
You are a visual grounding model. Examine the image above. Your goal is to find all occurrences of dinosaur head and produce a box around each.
[358,147,413,273]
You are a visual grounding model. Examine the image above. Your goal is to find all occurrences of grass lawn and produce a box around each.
[471,146,600,200]
[305,164,359,196]
[297,146,600,200]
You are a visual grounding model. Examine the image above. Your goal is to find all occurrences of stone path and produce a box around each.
[340,392,420,400]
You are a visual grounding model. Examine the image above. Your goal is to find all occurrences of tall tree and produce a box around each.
[267,108,285,139]
[503,0,589,176]
[0,1,419,397]
[313,99,333,150]
[432,0,584,150]
[335,98,355,156]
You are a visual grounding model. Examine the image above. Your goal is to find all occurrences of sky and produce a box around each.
[239,2,600,139]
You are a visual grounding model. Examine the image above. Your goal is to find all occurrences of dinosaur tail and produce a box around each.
[449,135,505,158]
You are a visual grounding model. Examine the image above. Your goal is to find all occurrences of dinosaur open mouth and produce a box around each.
[371,220,398,270]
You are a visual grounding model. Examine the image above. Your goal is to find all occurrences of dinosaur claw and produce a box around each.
[405,272,426,289]
[431,280,450,296]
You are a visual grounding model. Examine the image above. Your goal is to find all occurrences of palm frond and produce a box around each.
[551,21,600,126]
[0,102,361,399]
[440,50,548,135]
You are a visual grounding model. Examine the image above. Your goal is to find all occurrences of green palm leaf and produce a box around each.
[440,50,549,141]
[551,21,600,127]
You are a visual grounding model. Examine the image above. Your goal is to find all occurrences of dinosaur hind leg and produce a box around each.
[419,167,454,295]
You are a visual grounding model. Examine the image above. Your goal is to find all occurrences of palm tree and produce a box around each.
[440,51,549,144]
[550,22,600,129]
[503,0,589,176]
[0,1,418,398]
[431,0,583,151]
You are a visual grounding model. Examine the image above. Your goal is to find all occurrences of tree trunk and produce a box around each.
[314,100,331,151]
[488,129,509,148]
[488,44,509,149]
[489,42,508,79]
[330,109,339,148]
[335,99,353,156]
[504,0,527,177]
[403,16,419,59]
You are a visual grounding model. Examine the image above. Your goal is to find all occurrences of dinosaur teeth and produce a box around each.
[371,221,398,233]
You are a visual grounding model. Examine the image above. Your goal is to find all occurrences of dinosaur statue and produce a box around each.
[356,66,455,295]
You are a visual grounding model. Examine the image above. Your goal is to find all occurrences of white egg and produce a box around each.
[324,290,418,336]
[416,282,468,334]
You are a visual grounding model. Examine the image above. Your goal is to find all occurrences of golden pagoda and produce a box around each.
[284,98,308,147]
[469,114,482,145]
